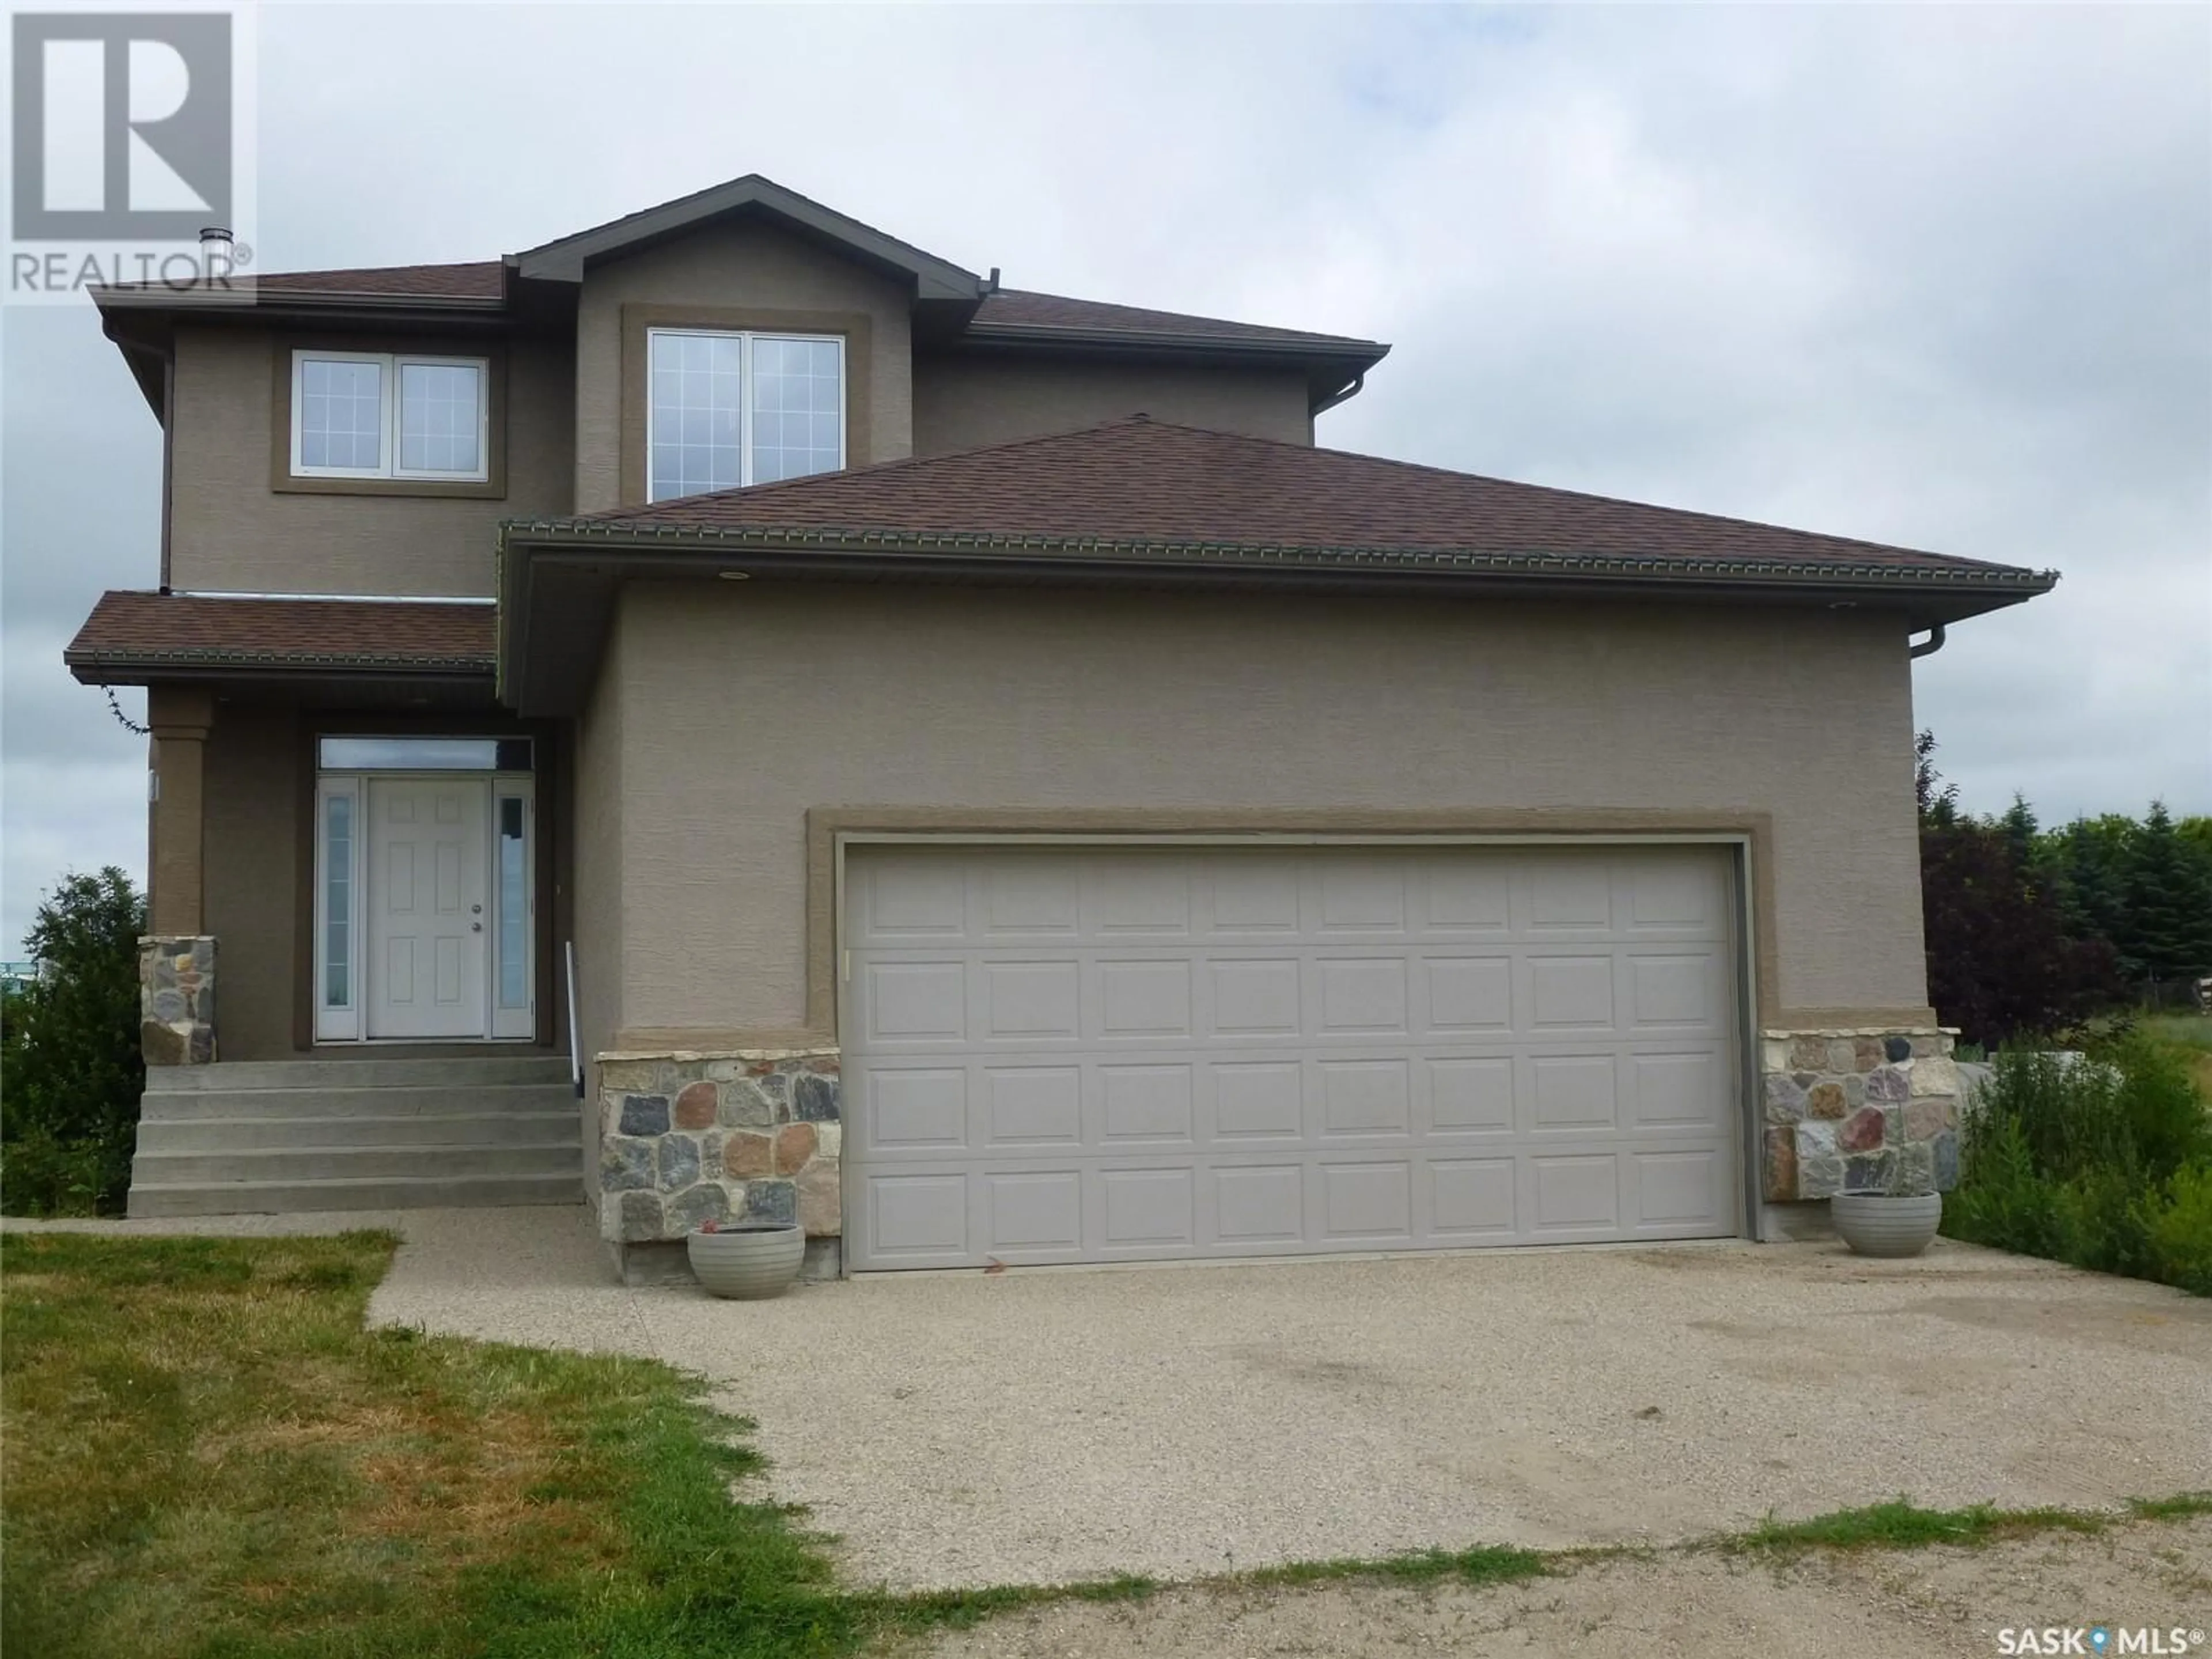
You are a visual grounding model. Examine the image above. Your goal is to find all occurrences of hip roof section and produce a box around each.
[546,415,2051,588]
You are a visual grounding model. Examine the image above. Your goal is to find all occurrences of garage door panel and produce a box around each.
[1527,1052,1621,1132]
[983,1169,1083,1250]
[1523,857,1618,931]
[1425,1055,1517,1134]
[858,859,968,941]
[1316,863,1410,933]
[1426,1157,1519,1237]
[1422,955,1514,1034]
[1627,856,1729,932]
[1211,1060,1306,1139]
[1627,1147,1733,1230]
[1627,1049,1728,1130]
[1319,1160,1414,1243]
[1100,1063,1196,1143]
[1214,1163,1306,1243]
[1315,956,1411,1035]
[1626,950,1728,1031]
[858,1066,969,1152]
[1525,1152,1624,1235]
[859,960,968,1044]
[1087,857,1195,937]
[984,1065,1082,1146]
[1097,958,1195,1039]
[1206,862,1302,935]
[1208,957,1302,1039]
[862,1170,970,1261]
[1100,1166,1196,1249]
[1420,865,1514,933]
[1525,953,1619,1031]
[1315,1057,1411,1136]
[844,845,1743,1268]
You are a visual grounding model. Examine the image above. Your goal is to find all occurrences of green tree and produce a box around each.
[2041,815,2137,972]
[0,869,146,1215]
[1999,794,2039,867]
[2120,801,2212,986]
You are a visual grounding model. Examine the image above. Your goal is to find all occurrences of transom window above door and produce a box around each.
[290,350,490,482]
[647,328,844,501]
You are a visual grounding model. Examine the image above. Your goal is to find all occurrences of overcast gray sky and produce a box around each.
[3,3,2208,952]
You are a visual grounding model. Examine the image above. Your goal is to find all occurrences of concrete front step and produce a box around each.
[135,1111,582,1153]
[132,1142,582,1185]
[127,1173,584,1218]
[141,1084,582,1120]
[149,1056,574,1092]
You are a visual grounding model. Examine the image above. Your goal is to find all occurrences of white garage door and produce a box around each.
[842,843,1743,1270]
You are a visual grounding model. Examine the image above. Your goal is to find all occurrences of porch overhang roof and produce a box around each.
[65,592,498,694]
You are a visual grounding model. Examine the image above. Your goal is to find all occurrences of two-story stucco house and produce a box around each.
[70,175,2053,1279]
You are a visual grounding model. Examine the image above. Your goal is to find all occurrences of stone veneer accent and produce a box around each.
[594,1048,840,1247]
[1760,1028,1960,1203]
[139,935,215,1065]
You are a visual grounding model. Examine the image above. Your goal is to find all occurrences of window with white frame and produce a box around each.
[647,328,844,502]
[291,350,490,482]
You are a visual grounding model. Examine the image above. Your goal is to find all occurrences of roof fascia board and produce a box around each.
[502,524,2056,600]
[956,324,1388,365]
[510,177,982,301]
[68,658,492,687]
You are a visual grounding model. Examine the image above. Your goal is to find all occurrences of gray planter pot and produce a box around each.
[686,1224,805,1299]
[1831,1194,1942,1258]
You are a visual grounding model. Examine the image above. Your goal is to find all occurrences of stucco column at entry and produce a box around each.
[147,685,214,935]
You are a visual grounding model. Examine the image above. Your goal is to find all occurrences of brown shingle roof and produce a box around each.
[65,593,495,678]
[970,289,1379,350]
[248,260,505,300]
[568,416,2031,579]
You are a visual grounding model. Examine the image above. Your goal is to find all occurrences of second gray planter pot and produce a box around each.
[1831,1194,1942,1258]
[686,1224,805,1299]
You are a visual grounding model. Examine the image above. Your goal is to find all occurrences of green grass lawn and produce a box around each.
[0,1230,876,1659]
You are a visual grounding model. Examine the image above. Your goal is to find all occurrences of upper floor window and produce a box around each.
[647,328,843,502]
[290,350,490,482]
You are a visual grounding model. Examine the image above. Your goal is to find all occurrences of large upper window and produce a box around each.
[647,328,844,502]
[290,350,489,482]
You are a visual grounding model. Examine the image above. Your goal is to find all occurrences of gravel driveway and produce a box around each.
[354,1207,2212,1591]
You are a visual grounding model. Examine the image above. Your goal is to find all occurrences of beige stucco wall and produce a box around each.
[571,221,915,513]
[202,702,301,1060]
[594,582,1930,1037]
[571,623,628,1188]
[167,327,573,598]
[910,357,1312,453]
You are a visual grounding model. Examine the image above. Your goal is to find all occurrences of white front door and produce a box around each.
[366,777,488,1039]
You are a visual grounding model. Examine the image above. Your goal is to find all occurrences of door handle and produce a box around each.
[471,922,483,933]
[471,904,482,914]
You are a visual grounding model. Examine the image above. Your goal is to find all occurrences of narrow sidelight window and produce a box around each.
[497,796,528,1010]
[324,793,352,1008]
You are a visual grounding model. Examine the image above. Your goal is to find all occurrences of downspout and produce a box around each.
[158,346,176,592]
[1309,371,1365,420]
[1908,623,1947,659]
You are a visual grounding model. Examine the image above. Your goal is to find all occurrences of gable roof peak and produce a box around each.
[508,172,983,301]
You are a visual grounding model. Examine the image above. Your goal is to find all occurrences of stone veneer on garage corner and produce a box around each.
[1761,1028,1961,1205]
[594,1048,842,1257]
[139,935,217,1065]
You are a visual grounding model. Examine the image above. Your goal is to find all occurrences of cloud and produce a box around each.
[3,4,2206,950]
